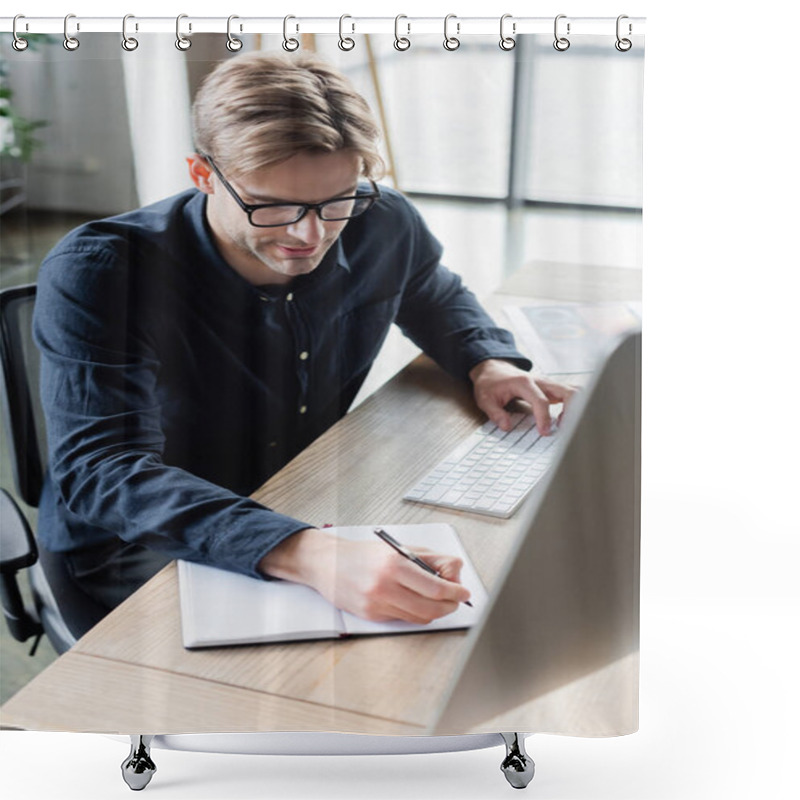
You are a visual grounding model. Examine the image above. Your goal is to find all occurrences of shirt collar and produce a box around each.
[332,236,351,273]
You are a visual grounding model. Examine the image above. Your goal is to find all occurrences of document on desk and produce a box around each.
[177,523,487,649]
[505,301,642,374]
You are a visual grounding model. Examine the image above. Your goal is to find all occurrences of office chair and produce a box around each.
[0,284,108,656]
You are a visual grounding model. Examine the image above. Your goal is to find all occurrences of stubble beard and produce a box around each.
[238,233,331,280]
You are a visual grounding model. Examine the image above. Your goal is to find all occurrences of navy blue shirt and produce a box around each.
[34,186,531,580]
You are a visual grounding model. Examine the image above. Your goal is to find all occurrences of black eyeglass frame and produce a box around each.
[201,154,381,228]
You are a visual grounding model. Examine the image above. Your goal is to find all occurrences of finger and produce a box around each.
[406,550,465,588]
[540,381,578,425]
[370,576,462,624]
[395,558,471,604]
[530,380,582,434]
[540,379,579,405]
[523,389,552,436]
[495,377,551,435]
[477,394,513,431]
[423,553,463,583]
[387,586,461,624]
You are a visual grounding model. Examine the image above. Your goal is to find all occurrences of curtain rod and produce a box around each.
[0,16,646,37]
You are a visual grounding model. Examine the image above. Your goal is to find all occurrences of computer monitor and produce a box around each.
[434,329,641,734]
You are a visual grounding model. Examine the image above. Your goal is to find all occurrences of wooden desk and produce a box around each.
[1,264,640,736]
[0,358,526,734]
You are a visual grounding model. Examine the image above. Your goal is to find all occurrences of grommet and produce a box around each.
[63,14,80,51]
[121,14,139,51]
[175,13,192,51]
[12,15,29,52]
[338,14,355,51]
[615,15,633,51]
[553,14,570,51]
[394,15,411,51]
[226,15,243,51]
[282,15,300,52]
[443,14,460,51]
[499,14,515,51]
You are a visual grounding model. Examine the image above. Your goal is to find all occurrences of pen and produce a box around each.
[373,528,474,608]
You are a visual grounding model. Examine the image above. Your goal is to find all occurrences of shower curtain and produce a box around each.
[0,15,644,796]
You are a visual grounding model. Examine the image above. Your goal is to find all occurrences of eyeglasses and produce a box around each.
[201,154,381,228]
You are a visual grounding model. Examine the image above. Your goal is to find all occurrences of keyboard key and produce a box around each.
[403,414,561,518]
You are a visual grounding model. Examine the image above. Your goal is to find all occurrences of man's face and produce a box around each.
[195,150,362,286]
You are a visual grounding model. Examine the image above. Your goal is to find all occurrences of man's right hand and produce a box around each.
[258,528,470,624]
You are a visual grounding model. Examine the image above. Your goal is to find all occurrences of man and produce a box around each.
[34,53,574,627]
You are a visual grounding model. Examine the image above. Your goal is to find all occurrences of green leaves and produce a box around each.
[0,35,55,162]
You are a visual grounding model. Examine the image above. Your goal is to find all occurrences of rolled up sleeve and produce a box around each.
[394,202,532,378]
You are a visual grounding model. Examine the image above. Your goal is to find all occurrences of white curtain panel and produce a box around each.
[0,16,644,797]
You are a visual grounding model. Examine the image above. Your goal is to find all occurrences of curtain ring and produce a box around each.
[394,15,411,51]
[121,14,139,51]
[443,14,460,51]
[12,15,28,51]
[553,14,570,51]
[615,15,633,51]
[338,14,355,51]
[226,15,243,51]
[63,14,80,51]
[282,15,299,51]
[175,13,192,50]
[499,13,515,51]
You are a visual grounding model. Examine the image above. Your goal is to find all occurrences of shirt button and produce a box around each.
[259,296,270,303]
[269,441,278,448]
[286,293,294,302]
[299,351,309,361]
[299,405,307,415]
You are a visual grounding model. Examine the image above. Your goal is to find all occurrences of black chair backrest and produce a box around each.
[0,284,47,507]
[0,283,110,649]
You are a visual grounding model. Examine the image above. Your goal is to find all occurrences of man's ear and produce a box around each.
[187,154,214,194]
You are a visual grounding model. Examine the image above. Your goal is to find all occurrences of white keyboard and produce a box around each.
[403,413,560,518]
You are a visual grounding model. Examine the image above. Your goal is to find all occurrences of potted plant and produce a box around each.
[1,36,51,215]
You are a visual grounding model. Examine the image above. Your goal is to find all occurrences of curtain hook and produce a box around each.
[394,14,411,51]
[121,14,139,51]
[226,15,243,51]
[175,13,192,50]
[282,15,300,51]
[499,13,516,51]
[63,14,80,51]
[615,14,633,51]
[443,14,460,51]
[12,15,28,52]
[338,14,355,51]
[553,14,571,51]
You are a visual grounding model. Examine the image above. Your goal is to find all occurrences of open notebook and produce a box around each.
[177,523,487,649]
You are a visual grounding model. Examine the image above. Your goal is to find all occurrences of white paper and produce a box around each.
[178,561,341,648]
[178,524,486,648]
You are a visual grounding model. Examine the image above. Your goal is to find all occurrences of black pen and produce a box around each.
[373,528,474,608]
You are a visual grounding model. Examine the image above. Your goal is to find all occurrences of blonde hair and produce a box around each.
[192,53,385,180]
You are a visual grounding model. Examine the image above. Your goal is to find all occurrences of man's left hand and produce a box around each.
[469,359,577,436]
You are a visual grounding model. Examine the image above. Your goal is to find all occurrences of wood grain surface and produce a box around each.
[42,357,537,733]
[0,269,637,735]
